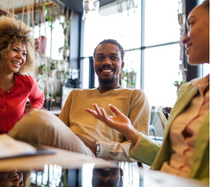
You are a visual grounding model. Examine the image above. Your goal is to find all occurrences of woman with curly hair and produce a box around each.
[0,16,44,134]
[86,0,209,183]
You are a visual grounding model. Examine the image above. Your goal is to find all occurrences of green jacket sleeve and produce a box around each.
[129,133,161,165]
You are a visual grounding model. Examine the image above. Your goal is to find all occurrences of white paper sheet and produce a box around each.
[0,134,36,158]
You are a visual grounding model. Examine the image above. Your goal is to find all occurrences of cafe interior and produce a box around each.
[0,0,209,186]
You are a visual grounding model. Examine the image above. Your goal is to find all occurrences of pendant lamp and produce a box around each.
[82,0,100,20]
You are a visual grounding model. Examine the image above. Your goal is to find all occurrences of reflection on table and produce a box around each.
[1,163,207,187]
[0,169,30,187]
[29,162,141,187]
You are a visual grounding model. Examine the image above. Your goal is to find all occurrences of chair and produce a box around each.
[157,106,172,131]
[149,106,158,140]
[162,107,172,120]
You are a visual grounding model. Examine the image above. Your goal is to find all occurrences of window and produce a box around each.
[144,0,180,46]
[144,44,180,107]
[144,0,181,107]
[202,64,210,77]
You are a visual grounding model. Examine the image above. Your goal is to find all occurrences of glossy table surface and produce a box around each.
[0,146,208,187]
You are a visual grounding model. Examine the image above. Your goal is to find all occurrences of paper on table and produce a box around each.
[0,134,36,159]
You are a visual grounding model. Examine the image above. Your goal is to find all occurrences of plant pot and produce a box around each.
[56,96,61,104]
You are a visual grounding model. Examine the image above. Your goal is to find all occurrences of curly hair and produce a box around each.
[93,39,125,61]
[0,16,35,74]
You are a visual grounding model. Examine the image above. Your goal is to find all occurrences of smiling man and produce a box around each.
[9,39,150,162]
[58,39,150,161]
[93,40,124,93]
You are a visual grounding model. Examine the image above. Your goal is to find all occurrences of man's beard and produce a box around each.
[99,77,116,86]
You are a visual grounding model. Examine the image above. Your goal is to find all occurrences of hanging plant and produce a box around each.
[60,70,69,84]
[38,64,46,75]
[50,61,56,70]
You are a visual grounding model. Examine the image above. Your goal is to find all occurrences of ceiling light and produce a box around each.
[82,0,100,20]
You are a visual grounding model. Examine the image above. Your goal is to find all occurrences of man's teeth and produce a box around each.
[102,70,111,72]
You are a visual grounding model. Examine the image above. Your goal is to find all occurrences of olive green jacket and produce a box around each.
[130,82,209,182]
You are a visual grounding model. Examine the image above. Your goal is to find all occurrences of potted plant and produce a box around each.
[38,64,46,75]
[121,69,137,88]
[174,80,186,93]
[174,64,187,93]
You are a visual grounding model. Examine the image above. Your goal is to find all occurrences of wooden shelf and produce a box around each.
[10,1,58,15]
[0,7,17,17]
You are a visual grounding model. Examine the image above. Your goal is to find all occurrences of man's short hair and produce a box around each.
[93,39,125,61]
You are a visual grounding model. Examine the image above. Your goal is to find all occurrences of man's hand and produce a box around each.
[76,134,96,155]
[86,104,140,146]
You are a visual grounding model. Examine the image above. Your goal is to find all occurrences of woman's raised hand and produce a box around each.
[86,104,140,145]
